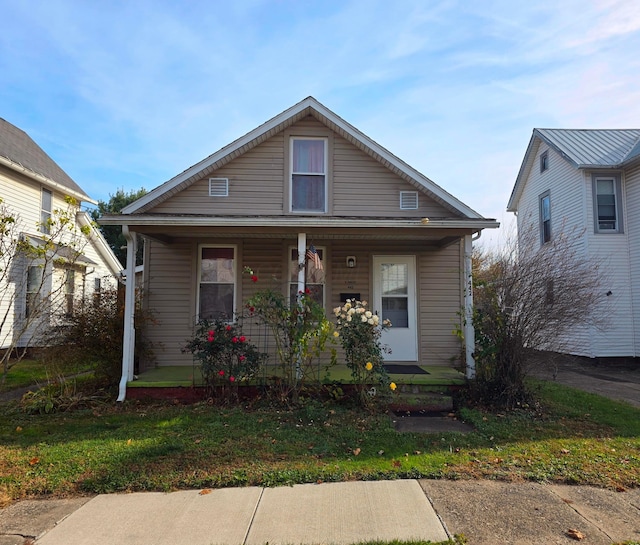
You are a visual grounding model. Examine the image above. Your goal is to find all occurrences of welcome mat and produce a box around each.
[383,364,429,375]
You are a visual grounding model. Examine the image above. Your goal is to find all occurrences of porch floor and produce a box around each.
[128,364,465,389]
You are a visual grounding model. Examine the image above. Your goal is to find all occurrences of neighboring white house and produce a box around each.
[0,118,121,351]
[508,128,640,358]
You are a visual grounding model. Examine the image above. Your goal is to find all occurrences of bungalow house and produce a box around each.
[101,97,498,401]
[507,128,640,359]
[0,118,121,353]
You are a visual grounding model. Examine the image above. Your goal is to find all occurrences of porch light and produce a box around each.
[346,256,356,268]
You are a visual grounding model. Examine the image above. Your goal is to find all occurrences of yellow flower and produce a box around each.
[365,362,373,371]
[333,331,340,338]
[390,382,397,391]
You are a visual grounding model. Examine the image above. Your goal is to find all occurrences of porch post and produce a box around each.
[117,225,137,402]
[297,232,306,294]
[295,233,307,380]
[463,234,476,379]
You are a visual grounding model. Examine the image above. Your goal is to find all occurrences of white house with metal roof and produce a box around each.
[508,128,640,359]
[101,97,499,400]
[0,118,121,353]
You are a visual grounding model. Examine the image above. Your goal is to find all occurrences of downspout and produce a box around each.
[117,225,137,402]
[464,234,476,379]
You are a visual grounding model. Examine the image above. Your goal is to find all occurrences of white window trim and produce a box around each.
[209,178,229,197]
[592,174,623,234]
[400,191,419,210]
[196,244,237,322]
[40,188,52,234]
[539,191,551,244]
[289,136,328,214]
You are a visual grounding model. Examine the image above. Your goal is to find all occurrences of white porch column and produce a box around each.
[117,225,137,402]
[464,234,476,379]
[297,232,306,294]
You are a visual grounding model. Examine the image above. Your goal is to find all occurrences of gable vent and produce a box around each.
[400,191,418,210]
[209,178,229,197]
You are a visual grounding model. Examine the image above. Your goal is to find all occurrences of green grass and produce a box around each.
[0,359,52,392]
[0,380,638,506]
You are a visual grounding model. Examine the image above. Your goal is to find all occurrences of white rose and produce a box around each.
[368,318,374,325]
[365,311,372,318]
[361,315,368,323]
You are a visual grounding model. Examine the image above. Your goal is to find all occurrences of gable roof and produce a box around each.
[123,97,485,219]
[0,118,93,203]
[508,128,640,211]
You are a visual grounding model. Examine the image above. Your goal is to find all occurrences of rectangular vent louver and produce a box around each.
[209,178,229,197]
[400,191,418,210]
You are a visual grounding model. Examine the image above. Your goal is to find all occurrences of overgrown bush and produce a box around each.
[469,224,608,410]
[245,269,337,404]
[183,318,266,402]
[41,287,153,390]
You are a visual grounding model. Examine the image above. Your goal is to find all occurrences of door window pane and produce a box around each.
[381,264,408,295]
[382,297,408,328]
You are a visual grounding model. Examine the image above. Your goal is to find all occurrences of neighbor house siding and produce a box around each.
[147,118,453,219]
[625,160,640,356]
[516,143,592,356]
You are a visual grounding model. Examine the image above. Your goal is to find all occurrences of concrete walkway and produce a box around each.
[1,479,639,545]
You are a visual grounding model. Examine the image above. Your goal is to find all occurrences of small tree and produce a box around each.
[0,196,92,379]
[470,222,608,409]
[90,187,147,267]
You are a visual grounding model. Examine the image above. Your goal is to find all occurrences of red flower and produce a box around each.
[305,288,311,294]
[226,325,232,331]
[251,275,259,283]
[207,330,215,342]
[229,376,236,382]
[218,370,225,376]
[232,336,238,343]
[249,306,255,314]
[239,336,246,342]
[239,355,246,362]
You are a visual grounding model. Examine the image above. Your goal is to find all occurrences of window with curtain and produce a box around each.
[595,178,617,231]
[198,246,236,320]
[291,138,326,212]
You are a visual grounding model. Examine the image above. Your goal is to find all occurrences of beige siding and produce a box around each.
[148,118,453,218]
[143,237,463,368]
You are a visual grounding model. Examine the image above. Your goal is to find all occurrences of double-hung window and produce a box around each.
[289,247,325,307]
[594,176,622,232]
[40,188,52,234]
[539,191,551,244]
[198,246,236,320]
[291,137,326,213]
[26,266,43,318]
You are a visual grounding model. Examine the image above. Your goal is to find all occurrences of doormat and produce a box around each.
[383,364,429,375]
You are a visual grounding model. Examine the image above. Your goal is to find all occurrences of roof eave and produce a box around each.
[0,155,95,204]
[123,97,484,220]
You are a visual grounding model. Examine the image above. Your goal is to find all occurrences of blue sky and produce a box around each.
[2,0,640,246]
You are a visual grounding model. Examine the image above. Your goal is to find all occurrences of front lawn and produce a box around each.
[0,380,638,506]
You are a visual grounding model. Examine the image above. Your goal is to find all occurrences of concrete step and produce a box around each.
[389,390,454,413]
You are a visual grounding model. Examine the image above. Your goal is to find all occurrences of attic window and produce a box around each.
[400,191,419,210]
[540,151,549,173]
[209,178,229,197]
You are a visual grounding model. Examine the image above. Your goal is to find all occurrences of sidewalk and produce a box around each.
[1,479,638,545]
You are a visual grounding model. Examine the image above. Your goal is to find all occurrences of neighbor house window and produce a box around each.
[40,188,52,234]
[291,137,326,213]
[289,247,325,307]
[539,191,551,244]
[25,266,43,318]
[198,246,236,320]
[64,268,76,316]
[593,175,622,233]
[540,151,549,173]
